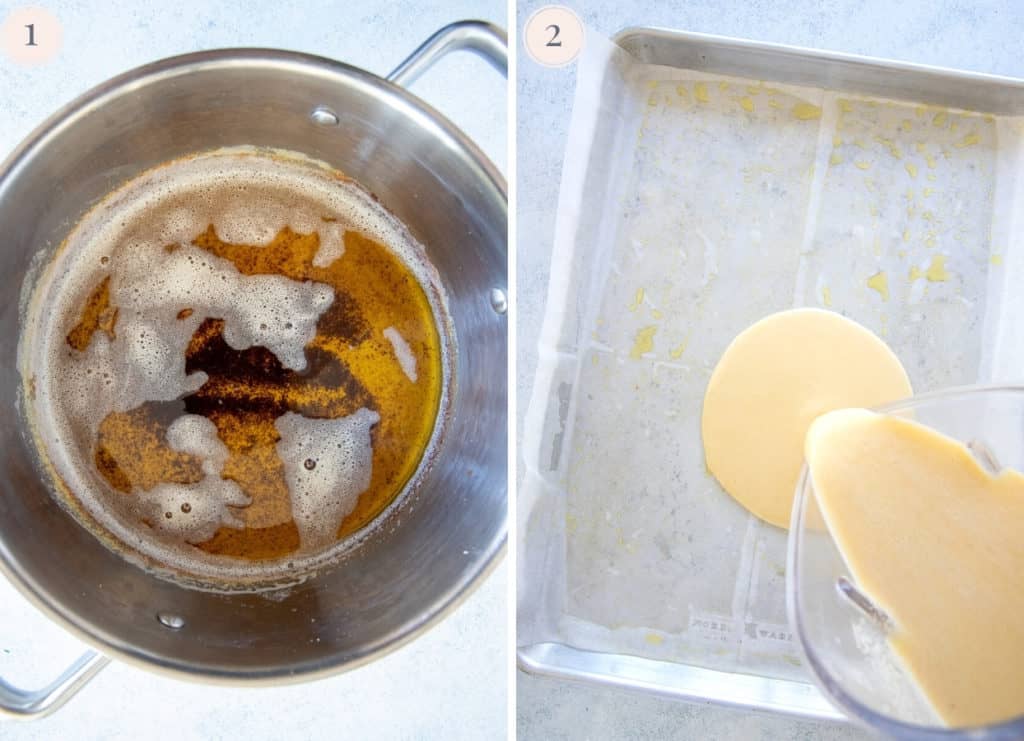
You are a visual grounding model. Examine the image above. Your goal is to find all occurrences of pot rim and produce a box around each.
[0,46,507,685]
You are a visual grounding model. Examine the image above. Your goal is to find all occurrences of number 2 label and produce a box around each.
[545,24,562,48]
[524,6,583,67]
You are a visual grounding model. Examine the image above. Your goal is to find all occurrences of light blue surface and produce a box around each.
[515,1,1024,739]
[0,1,507,740]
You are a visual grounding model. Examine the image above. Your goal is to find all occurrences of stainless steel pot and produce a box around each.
[0,20,507,718]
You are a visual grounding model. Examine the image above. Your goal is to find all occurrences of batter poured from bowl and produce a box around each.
[19,147,449,589]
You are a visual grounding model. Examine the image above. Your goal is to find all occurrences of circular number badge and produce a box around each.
[2,6,62,66]
[523,5,584,68]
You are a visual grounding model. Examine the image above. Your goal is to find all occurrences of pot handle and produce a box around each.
[387,20,507,86]
[0,650,110,719]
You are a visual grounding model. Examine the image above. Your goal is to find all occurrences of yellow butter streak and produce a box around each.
[629,287,645,312]
[630,325,657,359]
[792,103,822,120]
[867,271,889,300]
[955,132,981,148]
[926,255,951,282]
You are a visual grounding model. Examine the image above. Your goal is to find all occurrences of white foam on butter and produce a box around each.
[383,326,418,382]
[133,415,250,544]
[313,221,346,268]
[275,408,380,552]
[166,415,228,475]
[53,241,334,446]
[139,478,250,544]
[20,147,450,587]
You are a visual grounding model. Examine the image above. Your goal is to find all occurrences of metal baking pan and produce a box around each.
[517,26,1024,720]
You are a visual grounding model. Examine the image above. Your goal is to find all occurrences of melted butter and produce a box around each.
[867,271,889,300]
[925,255,951,282]
[792,103,822,121]
[630,325,657,359]
[65,276,118,351]
[669,339,688,359]
[955,132,981,148]
[628,287,644,312]
[875,136,903,159]
[87,225,442,560]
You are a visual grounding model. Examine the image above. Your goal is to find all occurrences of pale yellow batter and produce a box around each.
[702,309,912,528]
[806,409,1024,727]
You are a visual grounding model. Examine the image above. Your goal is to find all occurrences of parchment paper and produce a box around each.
[519,29,1024,687]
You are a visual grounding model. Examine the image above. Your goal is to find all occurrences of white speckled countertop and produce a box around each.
[516,0,1024,738]
[0,1,506,739]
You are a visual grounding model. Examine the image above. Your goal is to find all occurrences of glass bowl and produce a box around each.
[787,385,1024,740]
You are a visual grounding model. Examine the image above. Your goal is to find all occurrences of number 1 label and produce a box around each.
[2,8,62,65]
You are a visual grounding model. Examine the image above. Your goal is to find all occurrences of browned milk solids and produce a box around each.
[20,148,446,586]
